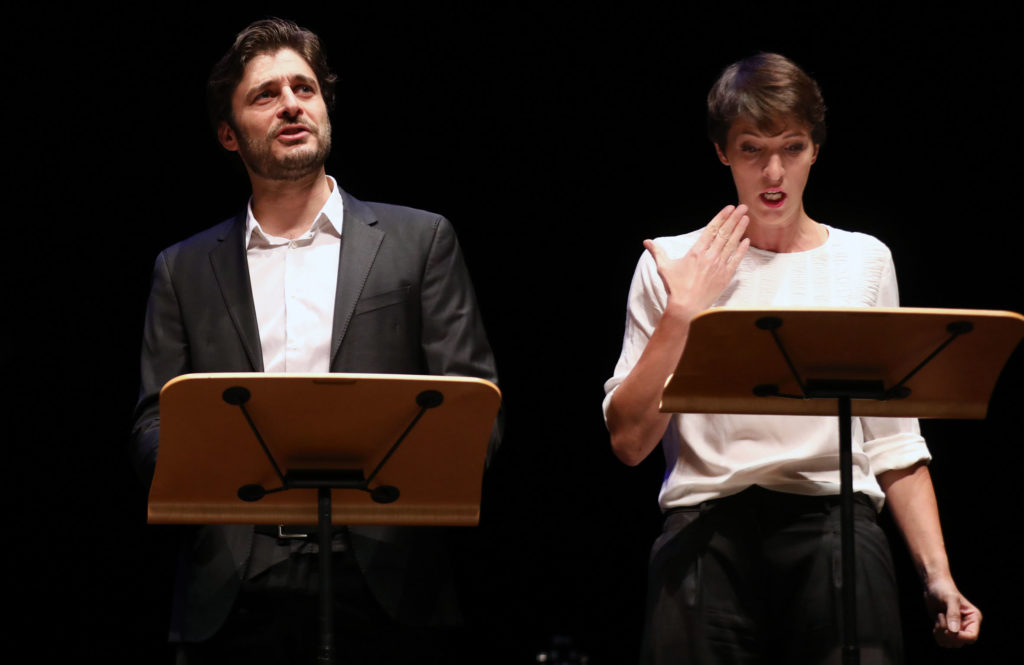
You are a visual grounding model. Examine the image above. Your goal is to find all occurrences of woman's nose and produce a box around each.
[763,154,784,183]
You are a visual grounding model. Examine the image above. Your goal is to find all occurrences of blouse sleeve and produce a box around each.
[859,243,932,474]
[602,247,666,421]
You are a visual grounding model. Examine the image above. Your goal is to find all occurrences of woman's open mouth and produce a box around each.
[760,191,786,208]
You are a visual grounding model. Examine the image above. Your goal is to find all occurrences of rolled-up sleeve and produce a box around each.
[859,246,931,476]
[603,249,666,420]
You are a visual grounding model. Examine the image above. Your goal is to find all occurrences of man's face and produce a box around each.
[218,48,332,180]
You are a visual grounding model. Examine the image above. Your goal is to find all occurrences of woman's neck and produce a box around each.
[746,210,826,253]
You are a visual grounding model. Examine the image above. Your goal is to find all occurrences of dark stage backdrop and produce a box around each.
[10,4,1021,663]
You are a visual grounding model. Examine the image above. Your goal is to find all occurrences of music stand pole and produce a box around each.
[317,487,334,663]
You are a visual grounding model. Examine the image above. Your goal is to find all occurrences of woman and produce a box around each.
[603,53,980,664]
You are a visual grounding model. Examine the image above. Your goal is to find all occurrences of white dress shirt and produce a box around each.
[245,177,344,373]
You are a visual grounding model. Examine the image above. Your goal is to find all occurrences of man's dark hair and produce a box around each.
[707,53,826,149]
[207,17,338,130]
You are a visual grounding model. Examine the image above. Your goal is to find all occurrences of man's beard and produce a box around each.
[237,118,332,181]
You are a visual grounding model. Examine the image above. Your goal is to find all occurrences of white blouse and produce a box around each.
[603,225,931,511]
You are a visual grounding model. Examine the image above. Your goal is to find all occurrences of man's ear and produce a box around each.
[217,122,239,152]
[811,143,820,164]
[714,143,729,166]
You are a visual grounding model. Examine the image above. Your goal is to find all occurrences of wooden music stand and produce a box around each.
[661,307,1024,665]
[149,372,501,664]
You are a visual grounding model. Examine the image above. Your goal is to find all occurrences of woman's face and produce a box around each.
[715,118,819,229]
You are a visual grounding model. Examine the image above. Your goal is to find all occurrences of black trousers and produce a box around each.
[642,486,903,665]
[176,547,461,665]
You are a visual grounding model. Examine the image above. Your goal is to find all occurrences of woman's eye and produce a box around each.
[741,144,759,153]
[786,143,806,152]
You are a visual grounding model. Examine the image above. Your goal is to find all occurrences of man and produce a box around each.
[131,18,498,663]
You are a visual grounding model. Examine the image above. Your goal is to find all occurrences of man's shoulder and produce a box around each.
[157,214,243,261]
[363,199,440,220]
[343,192,457,248]
[352,196,448,230]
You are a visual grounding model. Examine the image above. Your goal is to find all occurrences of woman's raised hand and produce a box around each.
[643,204,750,319]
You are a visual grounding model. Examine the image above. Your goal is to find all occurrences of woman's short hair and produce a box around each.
[707,53,826,148]
[207,18,338,131]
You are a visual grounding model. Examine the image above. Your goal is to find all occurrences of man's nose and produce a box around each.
[278,87,301,117]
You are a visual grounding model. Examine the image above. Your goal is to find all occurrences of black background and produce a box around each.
[9,3,1022,663]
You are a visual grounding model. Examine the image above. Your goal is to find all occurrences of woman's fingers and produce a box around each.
[695,205,736,254]
[722,213,750,257]
[707,204,748,255]
[642,204,750,316]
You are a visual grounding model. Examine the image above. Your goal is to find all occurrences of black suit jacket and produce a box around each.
[131,188,498,641]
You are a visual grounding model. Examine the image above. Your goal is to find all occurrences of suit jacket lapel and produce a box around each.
[209,212,264,371]
[331,190,384,365]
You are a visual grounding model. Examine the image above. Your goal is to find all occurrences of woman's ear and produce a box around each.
[715,143,730,166]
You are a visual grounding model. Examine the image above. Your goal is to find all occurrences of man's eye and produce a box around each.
[786,143,805,152]
[741,144,759,153]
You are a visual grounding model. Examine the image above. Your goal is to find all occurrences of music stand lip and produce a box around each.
[694,305,1024,318]
[164,370,500,390]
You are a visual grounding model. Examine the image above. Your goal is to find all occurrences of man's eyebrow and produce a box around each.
[288,73,318,88]
[244,73,318,99]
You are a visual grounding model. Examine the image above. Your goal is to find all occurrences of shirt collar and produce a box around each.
[245,175,345,247]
